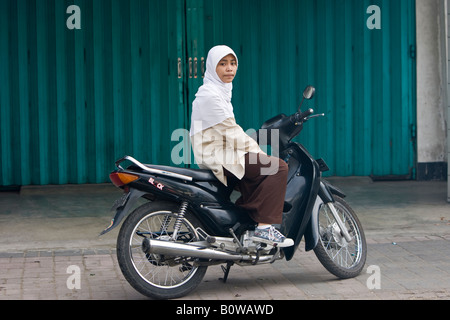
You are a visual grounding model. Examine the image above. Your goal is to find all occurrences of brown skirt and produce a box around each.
[224,152,288,224]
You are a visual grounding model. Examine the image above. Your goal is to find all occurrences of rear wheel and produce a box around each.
[116,201,207,299]
[314,196,367,279]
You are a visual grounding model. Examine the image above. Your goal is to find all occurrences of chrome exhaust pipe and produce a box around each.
[147,239,252,261]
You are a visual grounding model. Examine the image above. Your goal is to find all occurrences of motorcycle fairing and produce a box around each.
[280,142,321,261]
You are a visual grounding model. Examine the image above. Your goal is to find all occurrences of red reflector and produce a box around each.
[110,172,139,187]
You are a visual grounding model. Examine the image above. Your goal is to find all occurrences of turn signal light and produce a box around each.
[110,172,139,187]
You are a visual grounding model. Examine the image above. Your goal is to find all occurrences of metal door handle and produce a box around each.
[177,58,182,79]
[184,57,204,79]
[194,57,198,78]
[201,57,205,78]
[189,57,192,78]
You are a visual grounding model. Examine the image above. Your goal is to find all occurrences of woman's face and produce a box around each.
[216,54,238,83]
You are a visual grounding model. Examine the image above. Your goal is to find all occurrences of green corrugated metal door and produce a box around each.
[0,0,187,185]
[200,0,417,178]
[0,0,416,186]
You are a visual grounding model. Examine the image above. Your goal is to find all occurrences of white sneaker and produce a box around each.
[251,225,294,248]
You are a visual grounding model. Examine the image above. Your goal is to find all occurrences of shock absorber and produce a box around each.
[171,201,188,241]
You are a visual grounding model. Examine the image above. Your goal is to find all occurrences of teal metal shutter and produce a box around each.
[0,0,186,186]
[202,0,416,178]
[0,0,417,186]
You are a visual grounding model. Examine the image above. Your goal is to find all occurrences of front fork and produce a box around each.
[308,181,352,250]
[318,181,352,241]
[326,201,353,242]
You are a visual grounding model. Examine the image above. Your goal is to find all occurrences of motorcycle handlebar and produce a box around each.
[295,108,314,122]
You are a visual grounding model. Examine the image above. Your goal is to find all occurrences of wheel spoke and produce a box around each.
[128,211,200,289]
[317,200,364,270]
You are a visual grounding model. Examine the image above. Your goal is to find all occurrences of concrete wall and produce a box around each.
[447,0,450,201]
[416,0,448,182]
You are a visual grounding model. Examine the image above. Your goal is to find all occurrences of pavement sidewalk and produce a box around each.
[0,177,449,300]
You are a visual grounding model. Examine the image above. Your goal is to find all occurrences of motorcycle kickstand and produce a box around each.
[219,261,234,283]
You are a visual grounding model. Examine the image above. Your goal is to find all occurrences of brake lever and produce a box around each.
[305,113,325,120]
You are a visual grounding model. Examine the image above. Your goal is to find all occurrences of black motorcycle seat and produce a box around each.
[143,164,218,182]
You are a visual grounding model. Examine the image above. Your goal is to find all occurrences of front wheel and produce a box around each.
[116,201,207,299]
[314,196,367,279]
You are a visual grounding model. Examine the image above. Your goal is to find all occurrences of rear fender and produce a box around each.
[100,188,146,235]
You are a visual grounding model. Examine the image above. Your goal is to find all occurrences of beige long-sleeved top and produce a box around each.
[191,117,263,186]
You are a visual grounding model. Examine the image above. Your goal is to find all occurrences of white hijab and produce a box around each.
[190,45,239,136]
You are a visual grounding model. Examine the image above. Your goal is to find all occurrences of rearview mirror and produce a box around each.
[303,86,315,100]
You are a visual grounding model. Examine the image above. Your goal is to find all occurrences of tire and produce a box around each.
[116,200,207,299]
[313,196,367,279]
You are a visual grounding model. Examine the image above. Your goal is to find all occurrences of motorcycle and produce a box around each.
[100,86,367,299]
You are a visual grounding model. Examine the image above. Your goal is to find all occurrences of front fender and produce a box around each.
[303,180,346,251]
[321,179,346,199]
[100,188,146,235]
[303,196,324,251]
